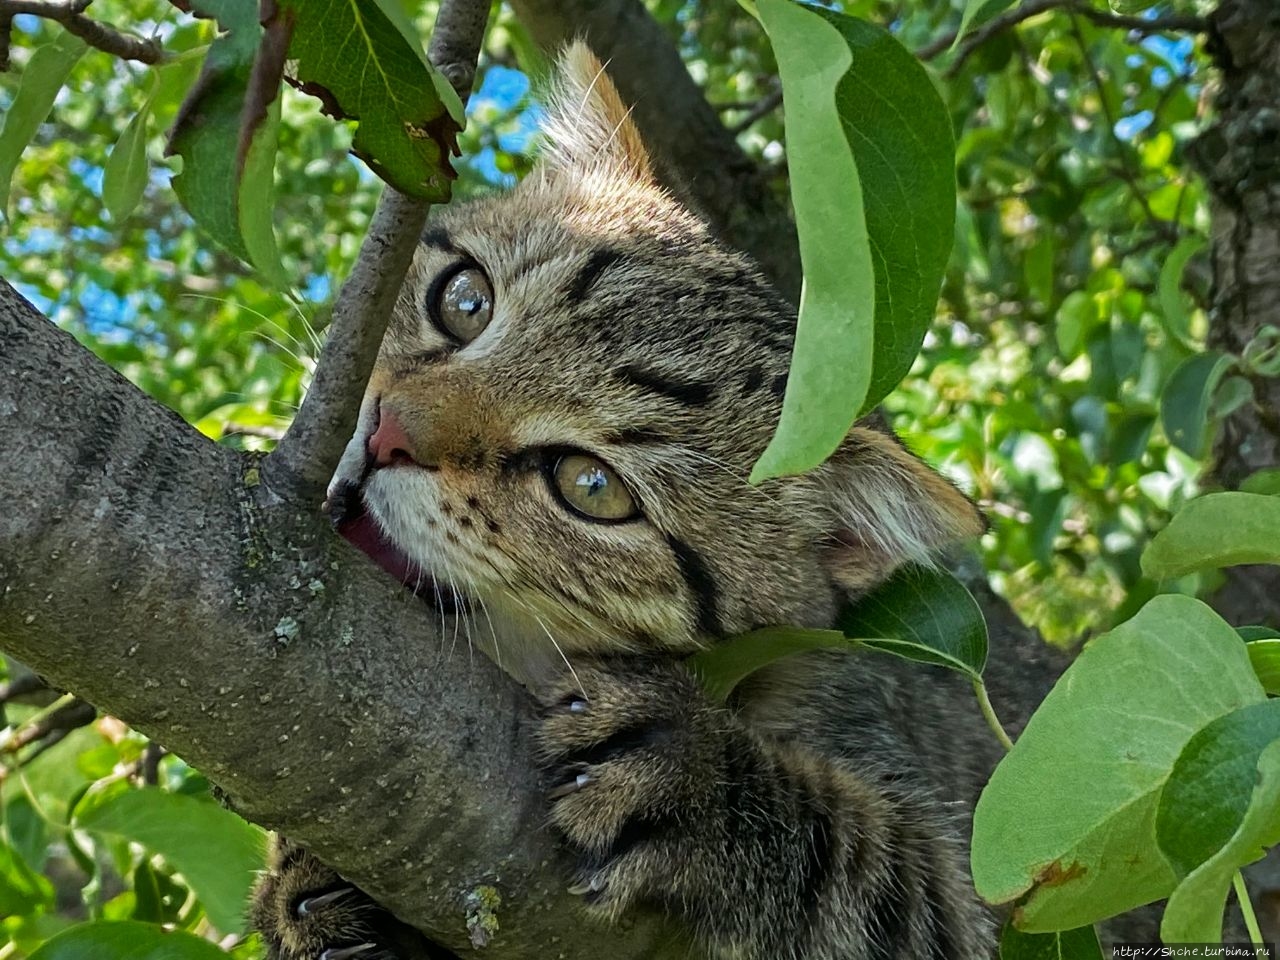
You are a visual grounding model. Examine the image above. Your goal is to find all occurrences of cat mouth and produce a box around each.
[329,479,468,616]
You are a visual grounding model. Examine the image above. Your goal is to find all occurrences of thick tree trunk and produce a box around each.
[0,279,679,959]
[1198,0,1280,630]
[1196,0,1280,931]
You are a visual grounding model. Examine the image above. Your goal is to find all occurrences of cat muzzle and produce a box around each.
[326,479,468,616]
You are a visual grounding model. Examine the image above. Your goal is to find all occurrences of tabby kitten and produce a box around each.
[253,43,1002,960]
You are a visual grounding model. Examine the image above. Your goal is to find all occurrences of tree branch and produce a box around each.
[0,0,166,63]
[920,0,1208,74]
[0,278,681,958]
[507,0,802,302]
[264,0,487,504]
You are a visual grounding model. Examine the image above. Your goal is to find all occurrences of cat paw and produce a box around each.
[252,840,429,960]
[535,658,726,918]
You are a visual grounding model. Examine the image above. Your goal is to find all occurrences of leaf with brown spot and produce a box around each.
[1032,860,1087,889]
[277,0,463,202]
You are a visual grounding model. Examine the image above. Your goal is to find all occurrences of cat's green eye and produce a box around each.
[432,266,493,343]
[552,454,639,522]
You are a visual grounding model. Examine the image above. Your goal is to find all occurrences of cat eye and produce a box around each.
[430,265,493,343]
[550,454,639,523]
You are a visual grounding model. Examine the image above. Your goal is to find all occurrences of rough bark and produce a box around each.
[1193,0,1280,930]
[0,279,679,958]
[1196,0,1280,631]
[507,0,803,302]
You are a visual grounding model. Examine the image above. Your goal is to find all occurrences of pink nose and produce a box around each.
[368,408,417,467]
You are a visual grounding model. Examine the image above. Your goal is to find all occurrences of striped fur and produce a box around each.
[255,43,994,960]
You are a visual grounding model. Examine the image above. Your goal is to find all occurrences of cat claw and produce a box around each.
[548,772,592,799]
[567,875,606,896]
[319,944,377,960]
[296,886,356,916]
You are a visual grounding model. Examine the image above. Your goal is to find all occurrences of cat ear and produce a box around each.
[537,41,654,183]
[811,426,986,595]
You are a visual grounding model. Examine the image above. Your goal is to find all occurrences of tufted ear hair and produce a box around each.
[536,41,654,183]
[810,426,986,596]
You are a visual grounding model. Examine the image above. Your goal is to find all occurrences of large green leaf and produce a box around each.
[0,31,88,217]
[750,0,869,483]
[29,920,229,959]
[1161,739,1280,943]
[75,789,265,935]
[751,3,955,481]
[971,595,1264,929]
[1141,492,1280,579]
[816,10,956,415]
[166,0,288,287]
[690,565,987,701]
[1159,350,1233,458]
[278,0,462,201]
[1156,699,1280,876]
[999,921,1104,960]
[840,563,988,676]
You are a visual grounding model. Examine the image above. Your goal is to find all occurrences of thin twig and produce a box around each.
[263,0,490,502]
[0,0,166,64]
[728,86,783,135]
[921,0,1207,74]
[1068,14,1179,244]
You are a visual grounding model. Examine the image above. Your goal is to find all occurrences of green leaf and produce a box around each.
[75,789,265,935]
[0,841,55,916]
[1161,739,1280,942]
[971,595,1264,930]
[1241,468,1280,496]
[103,99,153,222]
[690,565,987,701]
[752,4,955,481]
[29,920,229,959]
[690,625,847,703]
[279,0,461,201]
[1107,0,1159,13]
[750,0,868,483]
[166,0,289,288]
[0,31,88,218]
[1247,640,1280,696]
[1159,350,1233,458]
[1157,699,1280,876]
[1157,236,1205,350]
[954,0,1017,50]
[1238,626,1280,642]
[1141,492,1280,579]
[999,921,1104,960]
[1055,291,1098,360]
[838,564,988,678]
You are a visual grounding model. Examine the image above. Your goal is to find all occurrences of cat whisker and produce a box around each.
[532,613,584,700]
[180,293,317,370]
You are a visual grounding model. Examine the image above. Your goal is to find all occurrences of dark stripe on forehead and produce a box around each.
[605,426,675,446]
[664,533,723,637]
[566,248,624,304]
[420,227,459,254]
[616,364,714,407]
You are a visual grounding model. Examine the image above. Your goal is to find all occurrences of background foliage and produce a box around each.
[3,0,1271,956]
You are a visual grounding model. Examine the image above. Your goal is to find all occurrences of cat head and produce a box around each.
[330,43,983,668]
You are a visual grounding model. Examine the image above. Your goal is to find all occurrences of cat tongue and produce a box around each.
[338,512,423,590]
